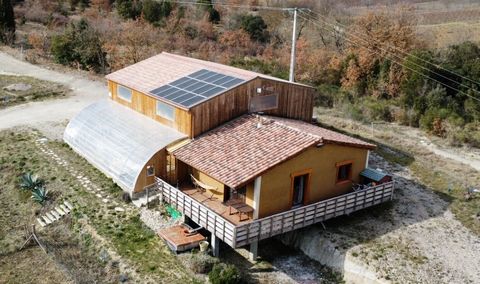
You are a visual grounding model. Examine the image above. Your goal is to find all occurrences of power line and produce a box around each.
[303,9,480,88]
[167,1,294,11]
[296,13,480,103]
[300,9,480,93]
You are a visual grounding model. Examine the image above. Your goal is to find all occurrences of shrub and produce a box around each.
[187,252,219,274]
[142,0,171,25]
[0,0,16,44]
[116,0,142,20]
[196,0,220,23]
[208,263,241,284]
[51,19,107,73]
[31,186,48,204]
[240,14,269,43]
[20,173,44,191]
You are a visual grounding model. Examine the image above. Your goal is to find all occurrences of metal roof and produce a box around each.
[64,100,187,193]
[360,168,389,182]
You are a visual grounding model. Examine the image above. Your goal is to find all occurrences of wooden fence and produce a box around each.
[234,181,395,247]
[154,177,237,247]
[153,177,394,248]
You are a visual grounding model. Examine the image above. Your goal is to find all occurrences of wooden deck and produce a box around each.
[153,177,395,248]
[180,184,252,225]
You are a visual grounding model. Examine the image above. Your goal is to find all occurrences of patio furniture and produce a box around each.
[190,174,219,201]
[224,198,254,221]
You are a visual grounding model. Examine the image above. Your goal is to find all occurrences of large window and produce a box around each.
[117,85,132,102]
[156,101,175,121]
[336,161,353,184]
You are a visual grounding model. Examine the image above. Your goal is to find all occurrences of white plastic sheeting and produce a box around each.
[64,100,187,192]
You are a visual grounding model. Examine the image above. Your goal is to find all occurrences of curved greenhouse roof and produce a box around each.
[64,100,187,193]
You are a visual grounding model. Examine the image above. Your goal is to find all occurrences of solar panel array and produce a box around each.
[149,69,245,108]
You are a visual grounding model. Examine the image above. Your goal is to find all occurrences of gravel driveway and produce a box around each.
[0,52,105,135]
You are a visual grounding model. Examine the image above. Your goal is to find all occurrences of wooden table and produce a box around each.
[225,199,254,221]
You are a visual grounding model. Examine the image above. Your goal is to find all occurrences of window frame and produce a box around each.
[146,165,155,177]
[335,160,353,185]
[117,85,132,102]
[156,100,175,121]
[289,169,312,208]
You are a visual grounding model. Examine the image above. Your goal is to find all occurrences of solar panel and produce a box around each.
[149,69,245,108]
[221,78,244,88]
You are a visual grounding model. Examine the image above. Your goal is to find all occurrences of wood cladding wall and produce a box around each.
[108,81,192,136]
[108,78,315,139]
[190,78,315,137]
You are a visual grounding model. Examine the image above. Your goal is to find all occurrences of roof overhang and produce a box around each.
[64,100,187,193]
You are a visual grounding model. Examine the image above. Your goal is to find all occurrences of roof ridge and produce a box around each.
[258,115,322,142]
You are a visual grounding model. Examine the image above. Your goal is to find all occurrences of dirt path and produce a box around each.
[282,153,480,284]
[0,52,105,133]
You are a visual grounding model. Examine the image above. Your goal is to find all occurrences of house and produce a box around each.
[64,52,394,259]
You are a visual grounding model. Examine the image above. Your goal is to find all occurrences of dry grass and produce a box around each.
[0,129,196,283]
[0,75,69,109]
[315,108,480,236]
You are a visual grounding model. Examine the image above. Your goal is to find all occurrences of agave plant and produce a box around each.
[31,186,48,205]
[19,173,44,191]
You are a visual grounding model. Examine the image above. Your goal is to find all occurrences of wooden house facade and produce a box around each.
[64,52,394,259]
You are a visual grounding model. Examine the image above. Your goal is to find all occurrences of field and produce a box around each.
[0,130,195,283]
[0,75,69,109]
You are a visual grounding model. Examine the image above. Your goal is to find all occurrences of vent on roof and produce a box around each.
[149,69,245,108]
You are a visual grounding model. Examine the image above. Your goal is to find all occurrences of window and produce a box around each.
[290,169,311,208]
[225,187,246,203]
[156,101,175,121]
[146,165,155,177]
[117,85,132,102]
[249,94,279,112]
[336,161,353,184]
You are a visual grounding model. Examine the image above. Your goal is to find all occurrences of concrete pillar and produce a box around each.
[253,176,261,219]
[211,234,220,257]
[249,241,258,261]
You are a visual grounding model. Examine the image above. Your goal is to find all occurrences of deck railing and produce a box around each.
[153,177,237,247]
[152,177,394,248]
[233,181,395,247]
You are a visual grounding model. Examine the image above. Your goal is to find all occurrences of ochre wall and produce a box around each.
[109,81,192,136]
[134,149,166,193]
[191,168,225,200]
[257,144,368,218]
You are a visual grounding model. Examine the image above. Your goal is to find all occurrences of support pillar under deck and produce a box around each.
[249,241,258,261]
[211,234,220,257]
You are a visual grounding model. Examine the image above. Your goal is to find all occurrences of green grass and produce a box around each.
[0,130,196,283]
[0,75,69,109]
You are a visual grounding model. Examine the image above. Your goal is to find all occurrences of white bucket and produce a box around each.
[199,241,209,252]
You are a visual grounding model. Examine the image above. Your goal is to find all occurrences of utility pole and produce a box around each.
[289,7,298,82]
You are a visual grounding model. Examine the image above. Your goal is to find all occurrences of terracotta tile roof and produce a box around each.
[265,116,376,150]
[173,115,320,189]
[105,52,312,109]
[173,115,375,188]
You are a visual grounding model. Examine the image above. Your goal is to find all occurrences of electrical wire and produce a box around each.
[296,13,480,103]
[167,0,293,11]
[302,9,480,88]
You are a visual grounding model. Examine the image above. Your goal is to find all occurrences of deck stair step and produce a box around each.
[37,218,47,227]
[42,215,53,224]
[55,207,66,216]
[46,212,58,221]
[60,204,70,214]
[64,201,74,210]
[50,210,61,219]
